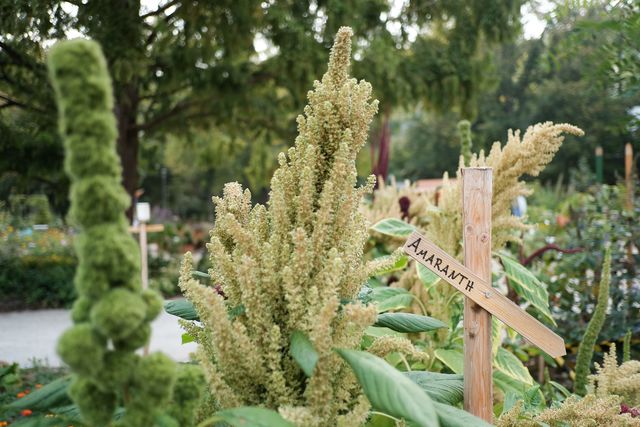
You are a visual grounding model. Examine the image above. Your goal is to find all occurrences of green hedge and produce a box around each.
[0,237,76,310]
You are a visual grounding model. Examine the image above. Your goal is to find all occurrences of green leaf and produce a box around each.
[376,294,414,313]
[404,372,463,405]
[433,401,492,427]
[493,371,528,396]
[9,417,70,427]
[372,255,409,276]
[228,304,246,319]
[164,299,199,321]
[366,413,397,427]
[192,270,210,279]
[0,362,18,378]
[497,253,555,325]
[523,384,545,410]
[495,347,534,386]
[374,313,447,333]
[50,404,85,422]
[492,317,504,357]
[434,348,464,374]
[181,333,195,344]
[435,347,536,398]
[7,376,72,410]
[371,287,414,313]
[371,218,415,238]
[371,287,411,301]
[337,349,440,427]
[417,263,439,289]
[290,331,319,377]
[199,407,294,427]
[549,381,572,398]
[501,392,519,416]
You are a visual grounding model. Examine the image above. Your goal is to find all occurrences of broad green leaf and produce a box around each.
[10,417,70,427]
[164,299,199,321]
[182,333,195,344]
[374,313,447,333]
[337,349,440,427]
[376,294,414,313]
[370,287,411,301]
[371,287,414,313]
[0,362,18,378]
[364,326,406,338]
[501,392,519,416]
[366,413,396,427]
[417,263,439,289]
[367,277,385,288]
[50,404,85,422]
[495,347,534,386]
[492,317,504,357]
[434,348,464,374]
[290,331,319,377]
[404,371,463,405]
[550,381,572,398]
[372,255,409,276]
[8,376,72,410]
[371,218,415,238]
[497,253,555,325]
[199,407,294,427]
[493,370,528,396]
[433,401,492,427]
[523,384,545,410]
[435,348,532,397]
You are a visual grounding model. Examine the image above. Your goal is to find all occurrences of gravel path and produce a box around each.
[0,307,196,366]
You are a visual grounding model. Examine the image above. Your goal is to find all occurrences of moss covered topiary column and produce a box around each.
[48,39,176,426]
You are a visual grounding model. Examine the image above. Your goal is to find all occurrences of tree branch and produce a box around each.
[133,99,200,132]
[521,244,584,266]
[0,93,46,113]
[140,0,179,19]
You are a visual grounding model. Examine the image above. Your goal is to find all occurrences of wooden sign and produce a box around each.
[403,231,566,358]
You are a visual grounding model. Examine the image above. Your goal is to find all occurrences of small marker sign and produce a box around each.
[403,231,566,358]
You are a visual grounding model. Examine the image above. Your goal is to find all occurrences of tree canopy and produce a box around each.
[1,0,523,217]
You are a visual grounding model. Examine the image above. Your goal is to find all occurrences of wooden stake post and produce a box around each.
[129,223,165,290]
[626,143,634,212]
[462,168,493,421]
[402,167,566,421]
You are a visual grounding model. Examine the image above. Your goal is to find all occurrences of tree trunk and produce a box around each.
[115,85,140,222]
[372,106,392,185]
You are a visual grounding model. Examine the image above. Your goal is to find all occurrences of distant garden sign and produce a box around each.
[403,167,566,421]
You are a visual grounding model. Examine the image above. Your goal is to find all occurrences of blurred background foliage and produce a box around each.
[0,1,638,319]
[2,1,636,219]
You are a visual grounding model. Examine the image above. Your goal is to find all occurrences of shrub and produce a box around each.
[0,227,76,310]
[48,38,180,426]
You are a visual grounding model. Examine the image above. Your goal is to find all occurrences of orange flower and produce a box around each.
[0,420,9,426]
[17,392,26,398]
[21,409,32,416]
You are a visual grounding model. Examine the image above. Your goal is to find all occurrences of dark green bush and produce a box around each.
[0,228,76,310]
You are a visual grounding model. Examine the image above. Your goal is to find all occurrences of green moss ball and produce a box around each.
[95,350,139,390]
[130,352,177,407]
[70,176,129,227]
[114,323,151,351]
[91,288,147,340]
[75,224,141,292]
[69,376,117,426]
[141,288,164,322]
[57,324,105,376]
[71,297,93,323]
